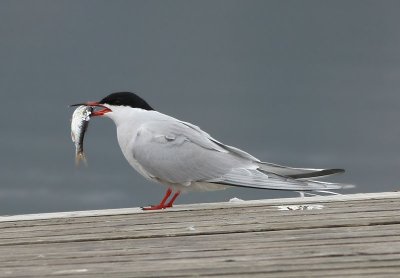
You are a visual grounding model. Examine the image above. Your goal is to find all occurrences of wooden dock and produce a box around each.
[0,192,400,277]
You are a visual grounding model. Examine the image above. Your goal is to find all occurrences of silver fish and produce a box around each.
[71,105,93,165]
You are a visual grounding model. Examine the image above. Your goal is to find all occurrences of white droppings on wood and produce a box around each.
[276,204,325,211]
[229,197,244,202]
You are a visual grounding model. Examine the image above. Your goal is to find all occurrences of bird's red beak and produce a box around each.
[70,102,112,117]
[86,102,112,117]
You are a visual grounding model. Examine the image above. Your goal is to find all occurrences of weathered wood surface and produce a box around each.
[0,192,400,277]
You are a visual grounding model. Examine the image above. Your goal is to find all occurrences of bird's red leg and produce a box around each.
[165,191,181,208]
[142,188,173,210]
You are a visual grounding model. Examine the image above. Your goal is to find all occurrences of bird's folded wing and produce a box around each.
[179,120,344,180]
[208,168,351,191]
[132,120,251,184]
[132,120,349,191]
[257,162,345,179]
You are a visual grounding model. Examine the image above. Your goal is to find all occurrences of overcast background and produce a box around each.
[1,0,399,214]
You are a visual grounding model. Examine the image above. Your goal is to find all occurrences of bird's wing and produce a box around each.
[179,121,345,179]
[131,120,350,191]
[209,168,352,191]
[131,120,250,184]
[257,162,345,179]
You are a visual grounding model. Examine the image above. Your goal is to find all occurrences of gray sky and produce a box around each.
[1,0,400,214]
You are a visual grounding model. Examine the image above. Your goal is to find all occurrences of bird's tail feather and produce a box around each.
[209,168,353,192]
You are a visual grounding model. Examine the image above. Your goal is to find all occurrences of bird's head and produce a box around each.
[71,92,154,117]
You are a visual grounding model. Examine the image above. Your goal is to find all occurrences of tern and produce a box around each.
[72,92,351,210]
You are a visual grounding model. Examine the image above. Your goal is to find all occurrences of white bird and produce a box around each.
[72,92,351,210]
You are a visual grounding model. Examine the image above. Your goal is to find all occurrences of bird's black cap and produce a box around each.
[99,92,154,111]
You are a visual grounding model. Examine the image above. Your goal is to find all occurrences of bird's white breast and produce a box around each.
[106,107,167,182]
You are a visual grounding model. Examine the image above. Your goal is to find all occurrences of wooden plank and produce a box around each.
[1,192,399,222]
[0,197,398,232]
[1,192,400,277]
[0,211,398,246]
[0,198,399,235]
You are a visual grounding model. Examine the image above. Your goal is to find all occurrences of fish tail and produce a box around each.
[75,152,88,166]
